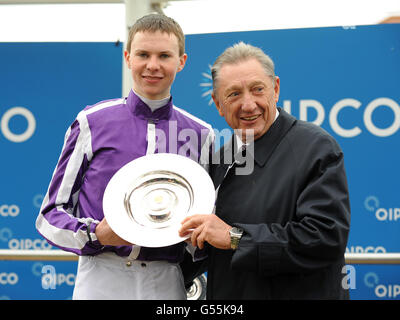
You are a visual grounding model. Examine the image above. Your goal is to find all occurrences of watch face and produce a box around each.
[231,227,243,236]
[230,227,242,250]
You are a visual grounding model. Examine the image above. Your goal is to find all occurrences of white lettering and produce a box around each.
[178,128,199,162]
[364,98,400,137]
[0,272,18,285]
[41,265,56,290]
[329,98,361,137]
[299,99,325,126]
[346,246,386,253]
[57,273,76,286]
[281,97,400,137]
[376,208,400,221]
[0,204,20,217]
[342,265,356,289]
[156,304,191,318]
[283,100,291,114]
[1,106,36,142]
[375,284,400,298]
[41,265,76,289]
[8,238,52,250]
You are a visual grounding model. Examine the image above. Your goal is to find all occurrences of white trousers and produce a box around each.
[72,252,187,300]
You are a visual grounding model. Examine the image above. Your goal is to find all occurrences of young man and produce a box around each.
[36,14,214,300]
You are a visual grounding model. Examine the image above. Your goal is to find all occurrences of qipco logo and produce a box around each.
[282,97,400,138]
[0,204,20,217]
[364,196,400,222]
[364,272,400,299]
[1,106,36,143]
[0,272,18,285]
[41,265,76,290]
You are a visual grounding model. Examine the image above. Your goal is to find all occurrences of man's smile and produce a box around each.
[240,114,262,122]
[142,75,163,83]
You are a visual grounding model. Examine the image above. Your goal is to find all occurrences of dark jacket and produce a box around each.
[207,108,351,299]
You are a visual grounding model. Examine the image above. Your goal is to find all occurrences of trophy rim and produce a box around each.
[102,153,215,248]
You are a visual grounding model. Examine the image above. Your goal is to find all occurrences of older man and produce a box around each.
[180,42,351,299]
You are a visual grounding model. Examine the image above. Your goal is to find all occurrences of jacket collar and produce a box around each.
[126,89,173,121]
[251,108,296,167]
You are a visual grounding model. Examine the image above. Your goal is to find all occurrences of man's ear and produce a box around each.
[212,92,224,117]
[177,53,188,72]
[274,76,280,103]
[124,50,131,69]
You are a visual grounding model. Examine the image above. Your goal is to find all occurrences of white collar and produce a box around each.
[133,89,171,112]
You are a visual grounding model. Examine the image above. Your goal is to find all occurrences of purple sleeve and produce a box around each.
[35,117,103,256]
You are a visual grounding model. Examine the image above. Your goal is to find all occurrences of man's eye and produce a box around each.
[254,86,264,93]
[228,92,239,98]
[160,53,170,58]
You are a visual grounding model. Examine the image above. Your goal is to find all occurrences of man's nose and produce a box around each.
[146,55,160,71]
[241,92,257,112]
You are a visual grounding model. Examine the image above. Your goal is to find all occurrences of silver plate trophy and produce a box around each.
[102,153,215,247]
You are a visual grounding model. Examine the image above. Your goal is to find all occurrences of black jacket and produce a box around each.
[207,108,351,299]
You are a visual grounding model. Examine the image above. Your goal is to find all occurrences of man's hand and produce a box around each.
[95,218,132,246]
[179,214,231,250]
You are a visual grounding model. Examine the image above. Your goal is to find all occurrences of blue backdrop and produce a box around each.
[1,24,399,299]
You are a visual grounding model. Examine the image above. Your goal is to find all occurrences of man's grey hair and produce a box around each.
[211,42,276,93]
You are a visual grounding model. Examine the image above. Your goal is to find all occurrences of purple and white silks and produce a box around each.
[36,90,214,262]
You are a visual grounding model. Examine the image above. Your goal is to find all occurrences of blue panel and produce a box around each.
[0,42,122,299]
[1,25,399,299]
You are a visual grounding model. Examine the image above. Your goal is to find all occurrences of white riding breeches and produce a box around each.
[72,252,187,300]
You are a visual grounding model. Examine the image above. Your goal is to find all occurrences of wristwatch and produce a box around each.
[229,227,243,250]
